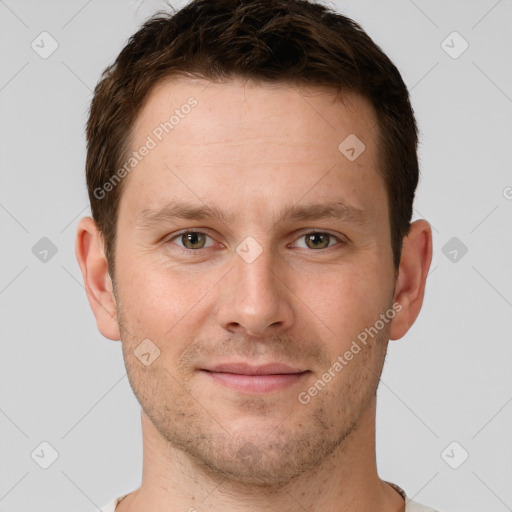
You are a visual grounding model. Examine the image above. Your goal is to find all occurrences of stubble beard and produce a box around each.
[115,295,389,490]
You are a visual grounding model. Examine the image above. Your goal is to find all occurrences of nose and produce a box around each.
[216,243,295,337]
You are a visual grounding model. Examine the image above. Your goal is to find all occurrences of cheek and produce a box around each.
[120,272,174,326]
[302,262,392,347]
[115,255,217,347]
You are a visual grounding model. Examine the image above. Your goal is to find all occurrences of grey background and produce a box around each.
[1,0,511,511]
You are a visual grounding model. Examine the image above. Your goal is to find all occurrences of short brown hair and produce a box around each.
[86,0,419,275]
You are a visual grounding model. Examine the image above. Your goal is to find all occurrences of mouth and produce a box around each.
[200,362,310,393]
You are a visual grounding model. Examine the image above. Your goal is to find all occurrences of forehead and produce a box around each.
[134,76,377,154]
[119,77,386,225]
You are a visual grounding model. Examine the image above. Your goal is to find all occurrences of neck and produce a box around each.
[116,399,405,512]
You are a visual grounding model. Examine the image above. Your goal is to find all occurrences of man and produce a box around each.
[76,0,436,510]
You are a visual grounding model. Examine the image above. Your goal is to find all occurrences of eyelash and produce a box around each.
[165,229,346,253]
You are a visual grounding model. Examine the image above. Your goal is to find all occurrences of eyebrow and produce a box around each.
[135,200,370,230]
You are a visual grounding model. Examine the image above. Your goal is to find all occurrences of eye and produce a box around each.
[292,232,342,250]
[170,231,215,250]
[166,230,344,252]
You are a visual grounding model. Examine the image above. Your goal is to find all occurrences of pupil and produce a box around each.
[185,232,204,248]
[308,233,328,248]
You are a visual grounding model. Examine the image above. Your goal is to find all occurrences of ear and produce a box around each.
[389,219,433,340]
[75,217,121,341]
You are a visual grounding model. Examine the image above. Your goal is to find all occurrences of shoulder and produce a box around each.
[96,494,127,512]
[386,481,441,512]
[405,498,438,512]
[406,497,442,511]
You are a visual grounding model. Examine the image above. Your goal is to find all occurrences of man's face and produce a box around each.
[113,78,397,486]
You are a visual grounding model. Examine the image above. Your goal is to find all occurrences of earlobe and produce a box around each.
[389,219,433,341]
[75,217,121,341]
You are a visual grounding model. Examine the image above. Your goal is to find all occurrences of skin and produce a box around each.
[76,77,432,512]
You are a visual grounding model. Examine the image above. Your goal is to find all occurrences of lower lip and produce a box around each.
[202,370,309,393]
